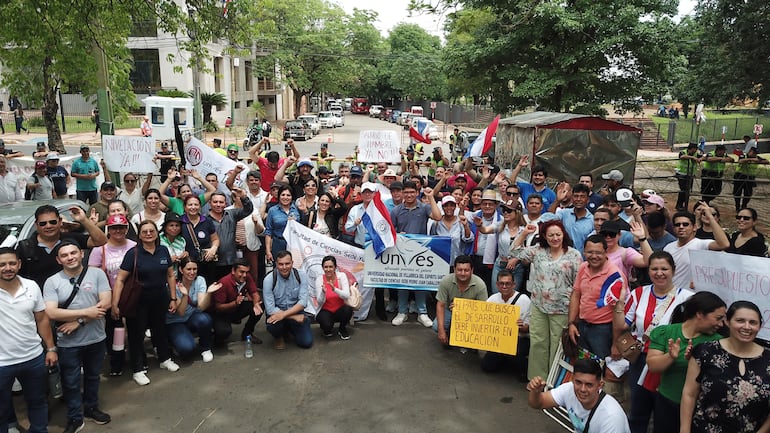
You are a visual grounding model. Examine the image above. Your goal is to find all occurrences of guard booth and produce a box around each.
[142,96,194,141]
[494,112,642,185]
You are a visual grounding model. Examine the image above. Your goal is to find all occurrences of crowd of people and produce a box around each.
[2,134,770,433]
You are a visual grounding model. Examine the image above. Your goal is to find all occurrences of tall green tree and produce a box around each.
[342,9,387,99]
[441,8,496,104]
[0,0,142,151]
[382,23,446,101]
[413,0,679,114]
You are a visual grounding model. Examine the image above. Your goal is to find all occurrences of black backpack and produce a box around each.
[24,174,39,200]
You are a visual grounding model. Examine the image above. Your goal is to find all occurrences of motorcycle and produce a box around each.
[242,123,262,150]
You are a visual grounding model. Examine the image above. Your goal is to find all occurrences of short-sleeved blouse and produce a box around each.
[691,340,770,433]
[511,246,582,314]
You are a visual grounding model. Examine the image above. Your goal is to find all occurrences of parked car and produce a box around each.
[0,199,88,248]
[343,98,352,111]
[283,120,313,141]
[397,111,411,126]
[329,103,343,113]
[298,114,320,135]
[402,113,420,129]
[369,105,384,117]
[332,110,345,127]
[318,111,337,128]
[390,110,402,123]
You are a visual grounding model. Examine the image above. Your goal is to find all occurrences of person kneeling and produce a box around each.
[314,256,354,340]
[263,251,313,350]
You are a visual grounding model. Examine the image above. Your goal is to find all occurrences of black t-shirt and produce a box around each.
[157,150,175,174]
[120,245,172,301]
[18,232,89,290]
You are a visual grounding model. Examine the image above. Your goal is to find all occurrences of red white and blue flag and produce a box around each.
[409,125,431,145]
[596,271,624,308]
[361,191,396,258]
[465,115,500,158]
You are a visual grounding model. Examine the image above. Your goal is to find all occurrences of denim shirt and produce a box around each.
[265,204,300,240]
[263,269,309,316]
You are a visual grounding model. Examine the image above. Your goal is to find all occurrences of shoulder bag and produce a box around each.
[54,266,88,327]
[117,249,143,317]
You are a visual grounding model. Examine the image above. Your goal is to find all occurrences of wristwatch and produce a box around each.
[77,318,86,327]
[46,346,57,353]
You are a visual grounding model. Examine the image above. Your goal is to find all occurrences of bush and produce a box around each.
[27,117,46,127]
[204,120,219,132]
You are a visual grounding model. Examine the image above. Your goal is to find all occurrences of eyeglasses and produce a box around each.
[736,215,752,221]
[673,222,691,227]
[124,179,137,183]
[228,150,238,153]
[600,232,617,238]
[37,219,58,227]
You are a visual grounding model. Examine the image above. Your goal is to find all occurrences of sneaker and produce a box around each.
[391,313,407,326]
[132,372,150,386]
[62,419,85,433]
[84,407,111,425]
[12,378,21,392]
[159,359,180,372]
[145,329,152,338]
[322,331,334,338]
[385,300,397,313]
[338,328,350,340]
[273,337,286,350]
[408,300,418,314]
[417,314,433,328]
[201,350,214,363]
[8,423,20,433]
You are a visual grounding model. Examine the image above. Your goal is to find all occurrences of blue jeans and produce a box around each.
[266,316,313,348]
[58,341,106,424]
[167,312,213,357]
[0,352,48,433]
[432,308,452,332]
[397,290,427,314]
[576,321,613,358]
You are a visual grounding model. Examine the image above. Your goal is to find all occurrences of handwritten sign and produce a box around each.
[357,130,400,163]
[449,299,520,355]
[102,136,157,173]
[691,250,770,340]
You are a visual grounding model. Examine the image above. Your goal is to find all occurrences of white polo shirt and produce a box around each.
[0,277,45,366]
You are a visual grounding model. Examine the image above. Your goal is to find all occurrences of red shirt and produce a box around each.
[322,278,345,313]
[257,157,286,191]
[213,273,259,309]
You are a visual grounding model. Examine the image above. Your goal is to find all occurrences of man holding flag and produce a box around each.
[389,181,442,327]
[567,235,627,359]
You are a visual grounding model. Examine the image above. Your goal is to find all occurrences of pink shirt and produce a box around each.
[256,157,286,191]
[573,260,627,324]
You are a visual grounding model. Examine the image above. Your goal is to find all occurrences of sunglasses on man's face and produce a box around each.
[37,219,58,227]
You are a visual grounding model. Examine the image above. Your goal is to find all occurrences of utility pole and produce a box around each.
[93,41,118,186]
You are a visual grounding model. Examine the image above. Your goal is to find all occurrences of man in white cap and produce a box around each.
[344,182,379,248]
[599,169,624,197]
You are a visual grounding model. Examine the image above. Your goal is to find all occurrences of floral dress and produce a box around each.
[691,340,770,433]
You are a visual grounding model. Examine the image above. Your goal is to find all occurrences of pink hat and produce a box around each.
[643,195,665,209]
[441,195,457,206]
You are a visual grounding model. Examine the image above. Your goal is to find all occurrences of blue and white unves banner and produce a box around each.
[364,235,451,291]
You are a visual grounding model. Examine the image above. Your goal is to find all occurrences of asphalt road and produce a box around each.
[11,115,566,433]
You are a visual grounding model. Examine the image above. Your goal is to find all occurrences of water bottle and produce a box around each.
[48,365,63,399]
[244,336,254,359]
[112,322,125,352]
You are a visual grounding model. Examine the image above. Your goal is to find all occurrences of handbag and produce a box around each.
[615,331,643,363]
[187,223,218,262]
[117,249,143,318]
[345,281,362,311]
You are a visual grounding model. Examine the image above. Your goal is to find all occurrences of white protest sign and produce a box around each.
[357,130,400,163]
[184,137,249,185]
[102,135,157,173]
[690,250,770,340]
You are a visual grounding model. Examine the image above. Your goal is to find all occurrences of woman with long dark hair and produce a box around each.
[264,185,300,263]
[727,207,767,257]
[314,256,354,340]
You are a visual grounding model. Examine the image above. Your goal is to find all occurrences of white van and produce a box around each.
[410,105,424,116]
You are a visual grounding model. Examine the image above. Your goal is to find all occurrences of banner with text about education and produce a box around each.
[690,249,770,340]
[449,299,520,355]
[363,234,451,291]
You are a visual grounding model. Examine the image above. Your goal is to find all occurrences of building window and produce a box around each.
[174,108,188,125]
[130,49,161,93]
[151,107,164,125]
[245,61,253,91]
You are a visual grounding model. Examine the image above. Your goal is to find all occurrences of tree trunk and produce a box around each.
[42,56,64,153]
[473,94,481,105]
[202,104,212,123]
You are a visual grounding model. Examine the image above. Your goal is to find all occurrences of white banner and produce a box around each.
[102,135,157,173]
[357,130,400,163]
[364,234,451,291]
[184,137,249,185]
[690,250,770,340]
[283,220,371,320]
[7,153,105,197]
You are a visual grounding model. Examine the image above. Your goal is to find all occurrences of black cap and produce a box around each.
[162,213,183,227]
[100,181,116,190]
[600,219,631,235]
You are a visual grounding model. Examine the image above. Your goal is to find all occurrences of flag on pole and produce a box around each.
[361,191,396,258]
[174,119,186,168]
[595,271,625,308]
[465,115,501,158]
[409,126,431,145]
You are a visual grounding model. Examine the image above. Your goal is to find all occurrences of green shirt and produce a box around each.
[648,323,722,403]
[167,194,207,216]
[436,274,488,306]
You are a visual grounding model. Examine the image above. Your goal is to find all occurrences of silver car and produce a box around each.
[298,115,321,135]
[0,199,89,247]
